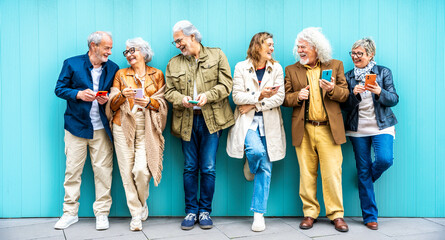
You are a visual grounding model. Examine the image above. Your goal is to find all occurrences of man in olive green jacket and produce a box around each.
[165,20,234,231]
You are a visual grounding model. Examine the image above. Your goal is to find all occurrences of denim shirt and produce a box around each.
[341,65,399,132]
[55,52,119,140]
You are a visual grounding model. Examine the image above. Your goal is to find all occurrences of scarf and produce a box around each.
[106,85,168,186]
[354,60,376,84]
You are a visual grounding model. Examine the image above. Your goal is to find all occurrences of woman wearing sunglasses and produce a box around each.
[341,38,399,230]
[226,32,286,232]
[107,37,168,231]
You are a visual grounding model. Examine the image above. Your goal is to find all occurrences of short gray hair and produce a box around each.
[172,20,202,43]
[293,27,332,63]
[352,37,376,60]
[87,31,112,49]
[126,37,154,63]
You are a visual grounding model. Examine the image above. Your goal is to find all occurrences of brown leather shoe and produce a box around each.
[299,217,317,229]
[331,218,349,232]
[366,222,378,230]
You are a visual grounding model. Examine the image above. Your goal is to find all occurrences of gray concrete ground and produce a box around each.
[1,217,444,240]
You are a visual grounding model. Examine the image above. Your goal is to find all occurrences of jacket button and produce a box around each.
[262,102,265,106]
[247,88,250,92]
[188,79,191,82]
[252,92,255,95]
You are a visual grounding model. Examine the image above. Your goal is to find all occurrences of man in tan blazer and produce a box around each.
[283,27,350,232]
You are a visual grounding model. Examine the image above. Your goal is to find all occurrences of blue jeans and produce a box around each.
[245,129,273,214]
[349,134,394,224]
[181,114,221,215]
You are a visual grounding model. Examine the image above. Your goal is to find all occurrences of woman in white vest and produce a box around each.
[226,32,286,232]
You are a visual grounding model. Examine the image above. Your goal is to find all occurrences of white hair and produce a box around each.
[87,31,112,49]
[172,20,202,43]
[126,37,154,63]
[293,27,332,63]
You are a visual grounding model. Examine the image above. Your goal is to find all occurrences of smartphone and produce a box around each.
[96,91,108,97]
[365,74,377,88]
[271,85,280,90]
[134,88,143,98]
[322,69,332,82]
[188,100,199,104]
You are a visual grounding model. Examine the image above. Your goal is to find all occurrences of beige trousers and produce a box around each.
[113,112,151,217]
[295,123,344,220]
[63,129,113,216]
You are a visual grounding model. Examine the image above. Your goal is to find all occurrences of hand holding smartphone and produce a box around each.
[96,91,108,97]
[322,69,332,82]
[134,88,143,98]
[271,85,280,90]
[188,100,199,104]
[365,74,377,89]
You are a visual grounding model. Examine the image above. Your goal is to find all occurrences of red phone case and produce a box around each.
[96,91,108,96]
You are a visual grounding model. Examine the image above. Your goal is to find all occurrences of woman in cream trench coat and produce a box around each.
[226,32,286,232]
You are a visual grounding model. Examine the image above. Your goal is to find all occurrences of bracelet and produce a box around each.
[145,98,152,108]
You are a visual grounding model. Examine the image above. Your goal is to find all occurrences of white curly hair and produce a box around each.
[293,27,332,63]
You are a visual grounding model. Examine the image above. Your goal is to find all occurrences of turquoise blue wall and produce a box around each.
[1,0,444,218]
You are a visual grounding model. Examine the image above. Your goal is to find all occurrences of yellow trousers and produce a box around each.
[113,112,151,218]
[295,123,344,220]
[63,129,113,216]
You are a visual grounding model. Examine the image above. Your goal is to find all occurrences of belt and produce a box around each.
[193,109,202,115]
[307,120,328,126]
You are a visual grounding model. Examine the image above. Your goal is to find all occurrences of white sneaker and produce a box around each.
[54,214,78,229]
[141,204,148,221]
[96,215,109,230]
[251,212,265,232]
[130,217,142,231]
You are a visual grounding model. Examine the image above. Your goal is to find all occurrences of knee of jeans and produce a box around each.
[377,156,393,170]
[246,148,267,163]
[200,164,216,176]
[184,164,199,174]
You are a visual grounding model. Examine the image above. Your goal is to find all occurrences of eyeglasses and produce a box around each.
[349,51,364,58]
[171,38,184,46]
[123,47,136,57]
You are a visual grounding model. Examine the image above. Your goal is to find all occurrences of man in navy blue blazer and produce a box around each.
[54,31,119,231]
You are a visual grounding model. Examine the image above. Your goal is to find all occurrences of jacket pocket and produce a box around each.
[201,61,218,84]
[211,100,231,126]
[171,110,183,135]
[169,71,186,90]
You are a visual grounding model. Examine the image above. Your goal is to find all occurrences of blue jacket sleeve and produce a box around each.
[376,68,399,107]
[340,74,361,112]
[55,60,79,101]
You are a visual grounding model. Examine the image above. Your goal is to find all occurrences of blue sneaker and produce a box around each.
[199,212,213,229]
[181,213,197,230]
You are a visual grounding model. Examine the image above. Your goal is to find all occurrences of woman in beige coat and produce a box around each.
[226,32,286,232]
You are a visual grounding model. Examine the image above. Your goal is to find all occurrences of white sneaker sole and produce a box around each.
[130,225,142,231]
[54,218,78,230]
[96,223,109,230]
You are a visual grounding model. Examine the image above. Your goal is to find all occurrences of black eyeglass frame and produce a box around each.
[123,47,136,57]
[171,38,184,46]
[349,51,364,58]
